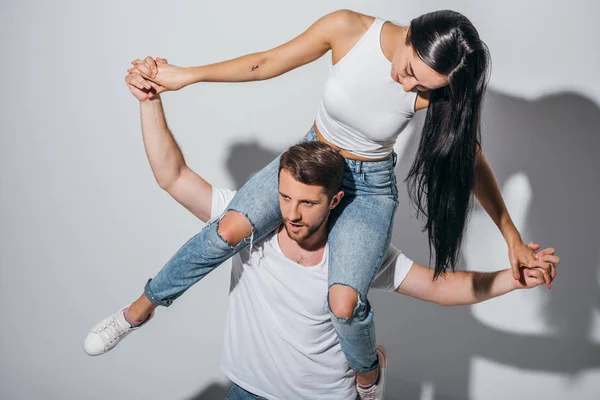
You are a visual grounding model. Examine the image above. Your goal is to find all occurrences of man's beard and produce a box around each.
[283,214,328,243]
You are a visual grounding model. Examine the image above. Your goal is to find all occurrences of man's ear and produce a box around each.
[329,190,344,209]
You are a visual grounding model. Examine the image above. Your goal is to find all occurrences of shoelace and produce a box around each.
[356,383,377,400]
[97,317,128,346]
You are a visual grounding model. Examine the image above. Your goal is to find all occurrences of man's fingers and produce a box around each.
[127,84,147,101]
[130,61,152,79]
[146,81,163,98]
[526,269,545,286]
[540,266,552,288]
[541,254,560,265]
[529,249,557,268]
[527,242,540,250]
[529,260,556,280]
[128,67,153,81]
[134,74,151,90]
[532,269,546,286]
[144,56,158,77]
[124,77,147,101]
[529,259,548,271]
[527,264,551,288]
[133,61,152,77]
[125,74,143,90]
[536,247,556,257]
[126,73,151,90]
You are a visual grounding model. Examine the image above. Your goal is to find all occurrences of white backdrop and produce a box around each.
[1,1,598,399]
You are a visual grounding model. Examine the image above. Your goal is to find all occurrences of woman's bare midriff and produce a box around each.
[312,122,390,162]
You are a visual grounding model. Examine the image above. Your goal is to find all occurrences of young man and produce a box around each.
[84,73,559,400]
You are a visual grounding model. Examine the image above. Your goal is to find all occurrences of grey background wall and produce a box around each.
[1,0,598,399]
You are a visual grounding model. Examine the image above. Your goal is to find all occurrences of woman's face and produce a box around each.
[390,41,449,93]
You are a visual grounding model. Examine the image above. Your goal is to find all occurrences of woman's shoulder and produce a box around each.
[323,9,375,38]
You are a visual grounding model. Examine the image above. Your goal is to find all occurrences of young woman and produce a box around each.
[86,9,550,397]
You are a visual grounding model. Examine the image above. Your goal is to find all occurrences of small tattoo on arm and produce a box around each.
[251,65,259,72]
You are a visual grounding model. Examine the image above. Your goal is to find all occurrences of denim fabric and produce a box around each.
[226,384,267,400]
[143,154,283,306]
[326,146,398,372]
[144,126,398,372]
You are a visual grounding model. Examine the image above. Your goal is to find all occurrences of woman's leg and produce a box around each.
[327,155,398,378]
[123,154,284,323]
[144,156,282,304]
[127,203,270,320]
[127,127,321,321]
[85,129,323,356]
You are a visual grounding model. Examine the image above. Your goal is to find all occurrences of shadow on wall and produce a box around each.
[225,141,281,190]
[187,382,232,400]
[219,90,600,399]
[373,89,600,399]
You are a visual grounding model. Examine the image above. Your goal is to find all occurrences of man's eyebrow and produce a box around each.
[278,191,321,203]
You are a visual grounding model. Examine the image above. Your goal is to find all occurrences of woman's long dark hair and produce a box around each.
[405,10,491,280]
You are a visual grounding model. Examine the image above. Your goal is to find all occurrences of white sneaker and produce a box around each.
[356,345,388,399]
[83,306,153,356]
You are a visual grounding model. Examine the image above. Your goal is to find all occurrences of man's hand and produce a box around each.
[128,56,190,97]
[514,243,560,290]
[124,57,170,101]
[124,71,159,101]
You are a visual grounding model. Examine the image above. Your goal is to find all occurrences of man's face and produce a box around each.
[278,169,341,243]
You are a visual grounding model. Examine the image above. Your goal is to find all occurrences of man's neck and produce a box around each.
[277,224,328,267]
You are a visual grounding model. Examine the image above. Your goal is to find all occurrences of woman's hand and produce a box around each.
[128,56,191,97]
[511,241,558,289]
[514,244,559,290]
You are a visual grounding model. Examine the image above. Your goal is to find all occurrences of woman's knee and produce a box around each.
[328,284,359,319]
[217,211,253,246]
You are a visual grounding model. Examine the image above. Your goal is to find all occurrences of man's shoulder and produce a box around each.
[210,187,238,220]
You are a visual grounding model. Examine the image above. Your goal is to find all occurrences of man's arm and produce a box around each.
[395,247,558,306]
[139,97,213,222]
[397,265,517,306]
[125,71,214,222]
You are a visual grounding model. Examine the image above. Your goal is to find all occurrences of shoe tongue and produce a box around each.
[116,310,133,330]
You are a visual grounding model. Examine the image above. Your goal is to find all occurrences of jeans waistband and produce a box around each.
[345,152,397,173]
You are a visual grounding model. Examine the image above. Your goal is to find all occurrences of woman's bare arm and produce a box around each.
[130,10,363,90]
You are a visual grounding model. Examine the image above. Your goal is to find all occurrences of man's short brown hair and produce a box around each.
[279,141,345,198]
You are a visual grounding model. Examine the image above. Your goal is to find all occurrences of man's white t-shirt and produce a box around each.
[212,188,414,400]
